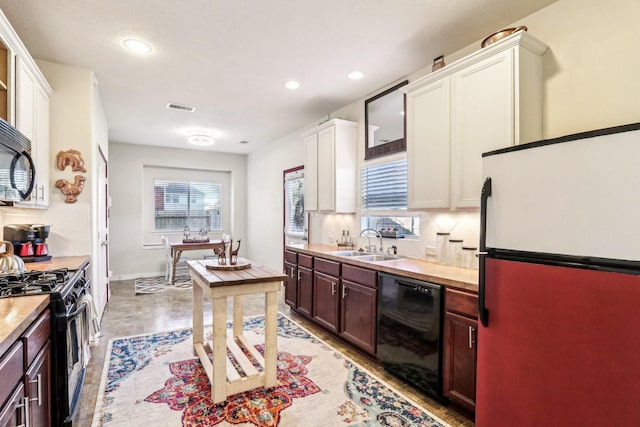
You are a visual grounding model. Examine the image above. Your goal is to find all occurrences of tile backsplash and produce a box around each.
[309,210,480,266]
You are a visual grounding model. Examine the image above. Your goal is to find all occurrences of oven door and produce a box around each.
[56,299,90,426]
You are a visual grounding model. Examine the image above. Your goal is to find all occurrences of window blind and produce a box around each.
[361,159,408,211]
[285,173,305,235]
[154,180,223,231]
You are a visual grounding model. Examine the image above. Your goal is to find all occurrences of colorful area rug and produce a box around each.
[91,313,450,427]
[134,274,192,294]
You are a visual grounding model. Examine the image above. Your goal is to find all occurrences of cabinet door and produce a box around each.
[316,126,335,211]
[303,133,318,211]
[451,49,514,208]
[297,266,313,318]
[25,341,51,427]
[312,271,339,333]
[284,262,297,308]
[339,280,377,355]
[15,57,35,141]
[0,382,26,427]
[407,78,451,209]
[34,86,49,207]
[443,311,477,415]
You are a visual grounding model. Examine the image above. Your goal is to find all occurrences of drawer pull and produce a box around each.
[16,397,30,427]
[342,286,347,299]
[469,326,475,349]
[331,282,336,295]
[30,374,42,405]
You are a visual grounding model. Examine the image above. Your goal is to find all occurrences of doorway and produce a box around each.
[96,146,110,313]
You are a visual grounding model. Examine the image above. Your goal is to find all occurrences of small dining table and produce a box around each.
[168,240,224,285]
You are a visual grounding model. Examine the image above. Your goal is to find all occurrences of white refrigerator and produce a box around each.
[476,123,640,426]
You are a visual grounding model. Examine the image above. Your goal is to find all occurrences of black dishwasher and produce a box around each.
[377,272,446,402]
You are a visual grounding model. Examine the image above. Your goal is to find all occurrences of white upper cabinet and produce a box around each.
[302,119,357,213]
[15,56,51,208]
[406,78,451,209]
[0,10,52,208]
[405,31,547,210]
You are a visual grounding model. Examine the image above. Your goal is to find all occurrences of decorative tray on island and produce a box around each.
[205,257,252,271]
[182,238,210,243]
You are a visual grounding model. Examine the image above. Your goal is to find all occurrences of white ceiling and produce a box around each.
[0,0,557,154]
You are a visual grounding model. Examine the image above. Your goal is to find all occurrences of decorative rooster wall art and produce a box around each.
[55,175,86,203]
[56,149,87,172]
[54,149,88,203]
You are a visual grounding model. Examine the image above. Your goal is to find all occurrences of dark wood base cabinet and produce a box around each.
[0,309,52,427]
[297,266,313,318]
[284,250,314,318]
[284,261,297,307]
[340,279,376,355]
[443,288,478,418]
[284,250,378,356]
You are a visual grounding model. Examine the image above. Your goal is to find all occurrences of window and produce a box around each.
[154,180,223,231]
[361,158,419,237]
[284,168,306,237]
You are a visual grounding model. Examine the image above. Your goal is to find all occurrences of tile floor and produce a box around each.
[75,279,474,427]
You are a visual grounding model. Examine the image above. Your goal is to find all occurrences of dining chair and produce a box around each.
[161,235,191,282]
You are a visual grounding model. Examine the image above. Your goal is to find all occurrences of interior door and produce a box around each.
[96,146,109,316]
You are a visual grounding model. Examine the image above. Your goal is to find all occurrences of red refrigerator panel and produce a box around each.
[476,258,640,427]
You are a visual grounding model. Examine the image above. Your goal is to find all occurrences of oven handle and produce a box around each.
[62,301,89,320]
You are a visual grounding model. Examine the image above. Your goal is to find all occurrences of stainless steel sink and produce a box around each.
[353,254,406,262]
[329,250,365,257]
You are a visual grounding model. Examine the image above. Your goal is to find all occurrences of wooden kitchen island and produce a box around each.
[188,259,286,404]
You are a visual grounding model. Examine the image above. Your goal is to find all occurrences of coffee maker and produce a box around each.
[3,224,52,262]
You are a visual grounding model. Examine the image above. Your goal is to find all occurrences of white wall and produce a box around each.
[0,61,95,255]
[0,60,110,314]
[109,142,247,279]
[247,0,640,271]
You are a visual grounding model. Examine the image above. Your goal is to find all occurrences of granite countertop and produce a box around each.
[24,255,90,272]
[0,295,49,356]
[286,243,478,292]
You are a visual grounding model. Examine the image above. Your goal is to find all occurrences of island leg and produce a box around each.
[264,288,278,389]
[212,296,227,404]
[192,277,203,356]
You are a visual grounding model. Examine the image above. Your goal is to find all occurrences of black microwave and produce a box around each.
[0,118,35,203]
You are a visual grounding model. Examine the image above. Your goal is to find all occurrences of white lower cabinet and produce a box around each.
[406,31,547,210]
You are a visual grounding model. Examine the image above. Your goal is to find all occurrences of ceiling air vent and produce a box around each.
[166,102,196,112]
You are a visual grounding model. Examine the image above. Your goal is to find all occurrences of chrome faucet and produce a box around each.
[359,228,383,253]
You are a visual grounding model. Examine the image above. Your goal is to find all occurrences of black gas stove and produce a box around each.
[0,264,92,426]
[0,268,71,296]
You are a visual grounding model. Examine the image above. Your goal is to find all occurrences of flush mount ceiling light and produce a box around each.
[347,71,364,80]
[284,80,300,90]
[187,128,215,137]
[123,38,152,54]
[188,135,215,146]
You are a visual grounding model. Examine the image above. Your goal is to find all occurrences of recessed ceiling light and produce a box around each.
[123,38,152,54]
[347,71,364,80]
[188,135,215,146]
[284,80,300,90]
